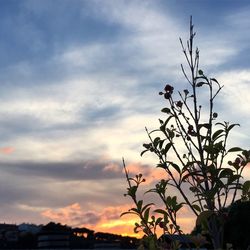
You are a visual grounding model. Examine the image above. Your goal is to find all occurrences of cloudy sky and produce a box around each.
[0,0,249,236]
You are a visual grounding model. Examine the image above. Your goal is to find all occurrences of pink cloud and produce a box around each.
[0,147,14,155]
[41,203,141,236]
[103,163,120,173]
[41,201,195,237]
[42,203,83,224]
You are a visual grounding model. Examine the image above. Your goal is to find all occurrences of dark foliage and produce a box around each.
[224,201,250,249]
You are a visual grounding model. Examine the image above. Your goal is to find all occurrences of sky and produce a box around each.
[0,0,250,237]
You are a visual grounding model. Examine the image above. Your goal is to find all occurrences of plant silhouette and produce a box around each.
[122,17,250,250]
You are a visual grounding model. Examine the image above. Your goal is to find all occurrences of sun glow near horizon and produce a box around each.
[40,201,196,237]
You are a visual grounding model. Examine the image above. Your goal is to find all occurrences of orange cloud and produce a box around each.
[41,203,147,236]
[42,203,83,224]
[41,202,195,237]
[0,147,14,154]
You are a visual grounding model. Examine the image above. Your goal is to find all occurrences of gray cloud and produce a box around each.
[80,212,101,225]
[0,160,123,181]
[0,114,44,141]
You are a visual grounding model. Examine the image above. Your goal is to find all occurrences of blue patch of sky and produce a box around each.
[159,0,250,27]
[0,0,123,68]
[157,1,250,71]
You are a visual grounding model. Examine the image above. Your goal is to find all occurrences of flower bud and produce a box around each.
[213,112,218,118]
[164,92,171,99]
[164,84,174,93]
[176,101,183,108]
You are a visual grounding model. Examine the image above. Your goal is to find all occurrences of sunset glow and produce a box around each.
[0,0,249,238]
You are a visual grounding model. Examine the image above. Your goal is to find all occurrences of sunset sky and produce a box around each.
[0,0,250,237]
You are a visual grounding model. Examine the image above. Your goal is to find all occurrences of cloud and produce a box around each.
[41,201,170,237]
[0,0,246,166]
[0,0,249,237]
[0,158,166,186]
[0,147,14,154]
[217,70,250,116]
[41,203,100,226]
[215,70,250,148]
[41,201,196,236]
[41,203,130,230]
[0,160,123,181]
